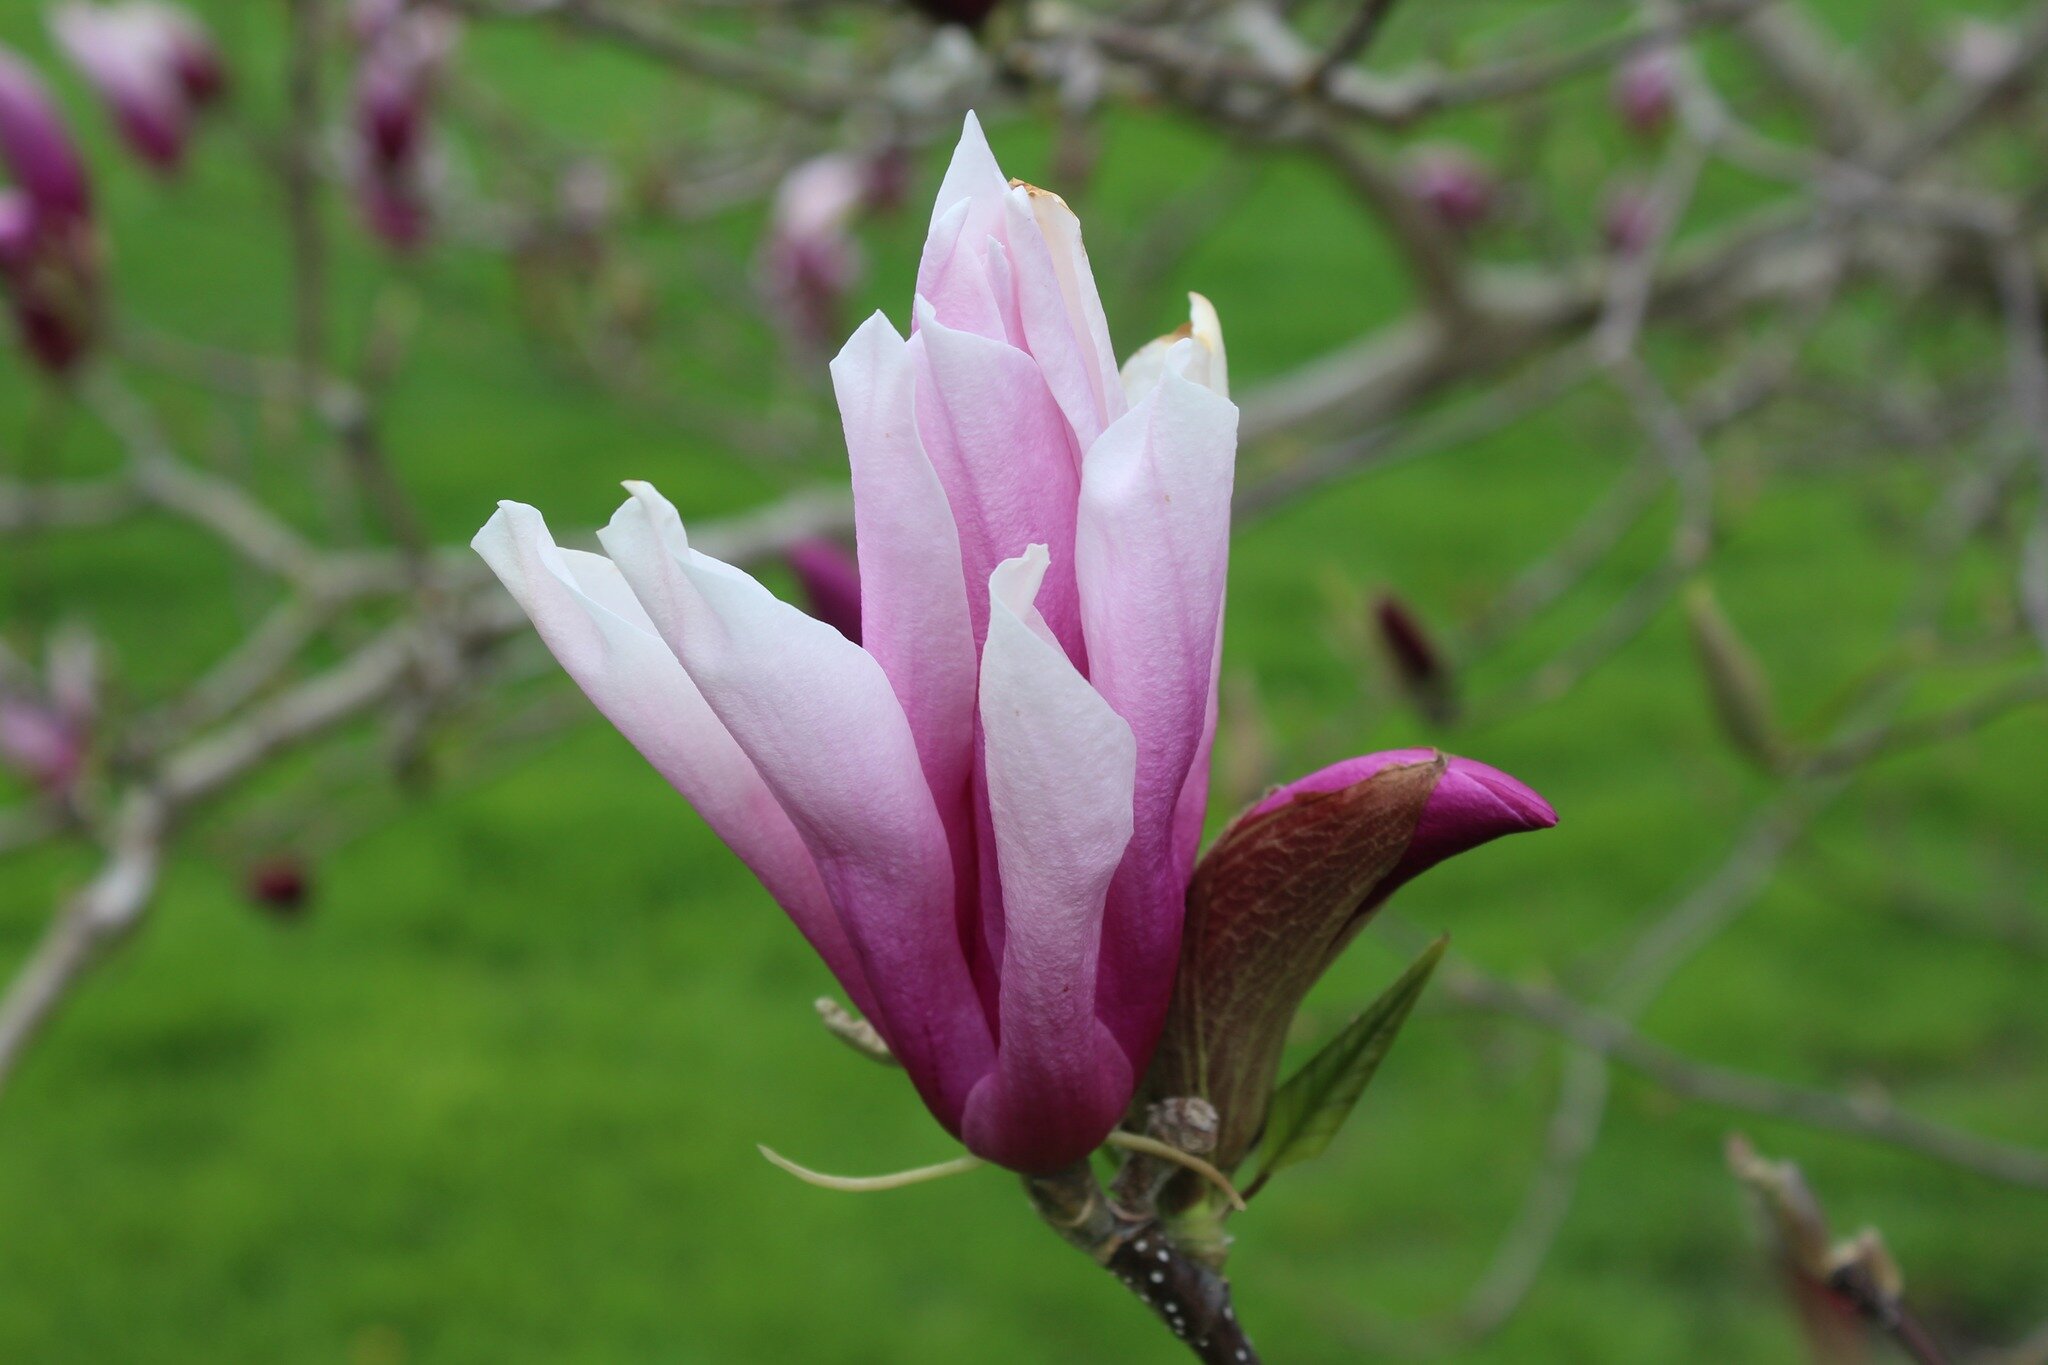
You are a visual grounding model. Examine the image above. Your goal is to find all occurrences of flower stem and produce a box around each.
[1022,1164,1261,1365]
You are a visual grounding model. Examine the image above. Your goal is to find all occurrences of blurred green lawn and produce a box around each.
[2,2,2045,1361]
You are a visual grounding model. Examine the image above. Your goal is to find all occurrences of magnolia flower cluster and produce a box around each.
[0,47,97,373]
[479,116,1552,1173]
[49,1,224,173]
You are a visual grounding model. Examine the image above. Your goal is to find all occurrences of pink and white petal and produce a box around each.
[1020,184,1125,431]
[1120,293,1229,407]
[472,503,874,1016]
[595,484,994,1125]
[830,313,990,998]
[915,113,1012,342]
[926,110,1008,235]
[1000,187,1111,450]
[910,306,1087,666]
[961,547,1136,1171]
[830,312,978,811]
[915,196,1007,343]
[1074,361,1240,1058]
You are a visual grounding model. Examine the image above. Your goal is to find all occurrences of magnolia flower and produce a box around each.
[0,46,97,373]
[49,2,224,173]
[478,115,1550,1177]
[478,114,1236,1172]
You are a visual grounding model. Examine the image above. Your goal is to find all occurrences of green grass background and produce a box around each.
[2,2,2044,1361]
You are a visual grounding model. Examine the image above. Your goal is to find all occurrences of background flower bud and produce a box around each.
[902,0,1004,31]
[50,2,215,173]
[1374,591,1457,725]
[1601,182,1658,256]
[1612,49,1677,138]
[246,856,313,918]
[758,153,867,356]
[351,7,456,250]
[0,47,99,373]
[1144,750,1554,1173]
[1403,145,1495,233]
[1684,582,1788,773]
[785,537,863,644]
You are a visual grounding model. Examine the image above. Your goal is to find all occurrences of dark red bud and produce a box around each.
[901,0,1004,31]
[1602,184,1658,256]
[1612,49,1676,138]
[1374,592,1457,725]
[1404,146,1495,233]
[786,537,862,644]
[246,856,313,918]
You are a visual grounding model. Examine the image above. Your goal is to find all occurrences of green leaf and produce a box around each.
[1245,936,1448,1192]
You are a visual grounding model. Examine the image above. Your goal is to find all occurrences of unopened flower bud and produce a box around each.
[0,695,87,795]
[860,143,914,215]
[1374,592,1457,725]
[152,3,226,107]
[0,49,91,220]
[759,153,867,356]
[1403,145,1495,233]
[351,7,456,250]
[1144,750,1554,1172]
[246,856,313,918]
[902,0,1004,31]
[1601,182,1658,256]
[50,3,224,174]
[1684,582,1786,773]
[785,537,862,644]
[1727,1135,1878,1365]
[1612,49,1677,138]
[0,48,99,373]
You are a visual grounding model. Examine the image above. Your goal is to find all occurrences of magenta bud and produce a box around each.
[0,700,82,792]
[246,856,313,917]
[1144,750,1554,1171]
[1374,592,1456,725]
[0,191,36,271]
[351,9,456,250]
[0,696,87,795]
[1403,145,1495,232]
[0,51,99,374]
[760,153,867,354]
[0,48,92,222]
[903,0,1004,29]
[1612,49,1677,138]
[786,537,863,644]
[860,143,914,215]
[351,0,408,46]
[49,3,207,174]
[152,3,227,107]
[1602,183,1659,256]
[358,171,428,250]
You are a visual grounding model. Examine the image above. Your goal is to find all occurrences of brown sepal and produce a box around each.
[1146,756,1444,1172]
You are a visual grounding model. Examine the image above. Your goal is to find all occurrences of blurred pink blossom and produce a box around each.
[49,2,225,174]
[0,45,98,373]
